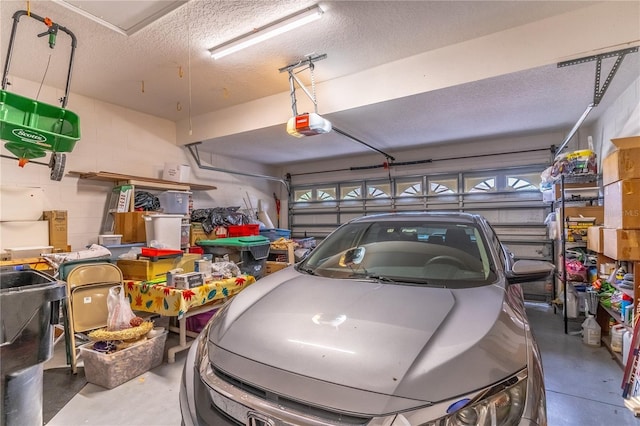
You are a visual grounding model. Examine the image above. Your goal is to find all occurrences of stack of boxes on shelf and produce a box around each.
[602,137,640,262]
[589,136,640,367]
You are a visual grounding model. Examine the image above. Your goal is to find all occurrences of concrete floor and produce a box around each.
[44,302,640,425]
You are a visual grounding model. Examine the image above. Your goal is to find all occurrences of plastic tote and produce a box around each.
[197,236,270,278]
[143,214,183,250]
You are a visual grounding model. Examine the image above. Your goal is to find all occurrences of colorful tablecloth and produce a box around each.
[124,275,256,319]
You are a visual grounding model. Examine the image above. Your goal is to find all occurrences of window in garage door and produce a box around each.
[289,165,553,301]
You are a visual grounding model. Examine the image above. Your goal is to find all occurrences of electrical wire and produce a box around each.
[187,4,193,135]
[36,53,52,100]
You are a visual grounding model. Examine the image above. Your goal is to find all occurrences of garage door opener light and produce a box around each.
[209,5,324,60]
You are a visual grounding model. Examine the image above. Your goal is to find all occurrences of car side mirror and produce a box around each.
[506,259,555,284]
[339,247,365,267]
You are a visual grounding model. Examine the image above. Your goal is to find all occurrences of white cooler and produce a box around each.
[143,214,183,249]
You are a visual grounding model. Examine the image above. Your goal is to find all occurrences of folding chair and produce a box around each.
[63,262,123,374]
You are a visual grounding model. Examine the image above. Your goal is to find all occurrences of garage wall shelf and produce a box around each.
[68,171,216,192]
[554,173,603,334]
[69,171,216,236]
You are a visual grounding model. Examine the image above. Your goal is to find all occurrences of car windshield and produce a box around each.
[298,220,498,288]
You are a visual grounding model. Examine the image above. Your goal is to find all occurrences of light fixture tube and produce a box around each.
[209,5,323,60]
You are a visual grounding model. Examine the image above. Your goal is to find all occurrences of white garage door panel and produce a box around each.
[502,242,550,259]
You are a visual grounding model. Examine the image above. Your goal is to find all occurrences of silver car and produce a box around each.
[180,212,553,426]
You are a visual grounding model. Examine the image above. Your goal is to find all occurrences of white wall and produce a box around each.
[590,75,640,162]
[0,77,280,250]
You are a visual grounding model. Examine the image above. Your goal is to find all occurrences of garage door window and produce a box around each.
[428,177,457,195]
[465,176,496,193]
[507,172,541,191]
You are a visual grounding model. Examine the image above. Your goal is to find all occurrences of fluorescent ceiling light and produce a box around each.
[209,5,324,60]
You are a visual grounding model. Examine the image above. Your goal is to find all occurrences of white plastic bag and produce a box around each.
[106,285,136,331]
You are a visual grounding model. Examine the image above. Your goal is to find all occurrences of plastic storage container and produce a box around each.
[611,324,626,353]
[1,269,66,426]
[259,228,292,241]
[158,190,190,214]
[103,242,144,260]
[564,290,579,319]
[98,234,122,245]
[581,315,601,346]
[197,236,270,278]
[4,245,53,259]
[228,224,260,237]
[143,214,183,249]
[80,331,168,389]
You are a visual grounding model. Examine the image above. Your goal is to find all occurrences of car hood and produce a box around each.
[209,269,528,411]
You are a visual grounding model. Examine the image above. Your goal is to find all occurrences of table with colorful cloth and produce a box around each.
[123,274,256,362]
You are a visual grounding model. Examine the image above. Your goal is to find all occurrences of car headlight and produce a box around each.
[391,371,527,426]
[194,302,230,368]
[440,378,525,426]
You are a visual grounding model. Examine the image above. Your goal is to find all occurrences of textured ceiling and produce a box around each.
[1,1,639,166]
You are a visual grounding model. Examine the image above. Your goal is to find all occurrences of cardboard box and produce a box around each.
[117,257,181,281]
[79,331,167,389]
[265,261,289,275]
[587,226,604,253]
[604,179,640,229]
[566,216,596,228]
[559,206,604,223]
[114,212,147,243]
[555,206,604,237]
[189,223,216,246]
[603,147,640,185]
[163,163,191,183]
[42,210,68,251]
[565,228,588,242]
[603,228,640,261]
[173,271,205,289]
[611,136,640,150]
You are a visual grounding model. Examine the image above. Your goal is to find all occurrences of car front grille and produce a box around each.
[213,367,372,425]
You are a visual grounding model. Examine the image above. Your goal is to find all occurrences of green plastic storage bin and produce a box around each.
[197,236,271,278]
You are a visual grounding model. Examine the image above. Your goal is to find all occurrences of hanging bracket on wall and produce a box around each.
[554,46,638,158]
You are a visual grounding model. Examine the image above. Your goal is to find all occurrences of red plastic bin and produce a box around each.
[140,248,183,259]
[227,224,259,237]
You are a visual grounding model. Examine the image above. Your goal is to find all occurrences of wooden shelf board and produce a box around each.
[68,171,216,191]
[599,302,632,332]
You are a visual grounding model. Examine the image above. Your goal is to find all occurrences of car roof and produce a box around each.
[350,212,481,225]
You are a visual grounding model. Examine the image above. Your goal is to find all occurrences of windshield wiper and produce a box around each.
[347,272,396,283]
[364,274,396,283]
[351,272,439,286]
[298,266,317,276]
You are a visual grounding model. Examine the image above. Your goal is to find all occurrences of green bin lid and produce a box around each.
[197,235,270,247]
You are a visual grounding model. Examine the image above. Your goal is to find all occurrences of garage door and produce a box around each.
[289,165,553,301]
